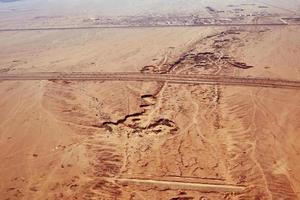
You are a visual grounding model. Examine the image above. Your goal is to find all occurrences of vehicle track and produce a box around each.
[109,177,245,192]
[1,72,300,90]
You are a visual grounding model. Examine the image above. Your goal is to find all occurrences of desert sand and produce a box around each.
[0,0,300,200]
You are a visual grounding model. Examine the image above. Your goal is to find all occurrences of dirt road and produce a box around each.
[111,178,245,192]
[0,22,292,32]
[0,72,299,89]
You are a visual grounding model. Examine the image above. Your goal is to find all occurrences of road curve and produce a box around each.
[0,72,299,90]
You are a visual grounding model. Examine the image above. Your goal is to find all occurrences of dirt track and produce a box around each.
[1,72,299,89]
[111,178,245,192]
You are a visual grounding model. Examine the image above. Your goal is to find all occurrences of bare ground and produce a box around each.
[0,15,300,200]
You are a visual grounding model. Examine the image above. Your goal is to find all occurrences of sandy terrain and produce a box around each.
[0,0,300,200]
[0,27,221,73]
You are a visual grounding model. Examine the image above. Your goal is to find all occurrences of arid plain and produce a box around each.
[0,0,300,200]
